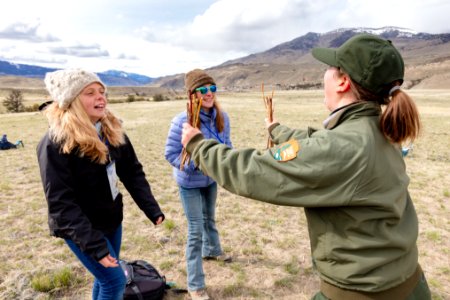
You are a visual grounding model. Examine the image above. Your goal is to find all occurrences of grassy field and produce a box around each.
[0,90,449,300]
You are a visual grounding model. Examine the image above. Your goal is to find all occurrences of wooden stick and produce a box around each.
[180,94,202,170]
[261,83,275,148]
[180,101,190,171]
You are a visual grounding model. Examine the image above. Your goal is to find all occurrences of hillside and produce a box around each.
[154,27,450,91]
[0,76,45,89]
[1,27,449,92]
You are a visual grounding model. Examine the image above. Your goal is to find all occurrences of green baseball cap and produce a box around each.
[311,34,404,94]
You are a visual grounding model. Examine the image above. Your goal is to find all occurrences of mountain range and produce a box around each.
[0,61,154,86]
[154,26,450,90]
[1,26,449,90]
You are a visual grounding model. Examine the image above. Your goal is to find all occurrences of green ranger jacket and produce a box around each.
[186,101,419,293]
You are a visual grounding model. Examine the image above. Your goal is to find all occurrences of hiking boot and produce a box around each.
[203,253,232,263]
[189,289,210,300]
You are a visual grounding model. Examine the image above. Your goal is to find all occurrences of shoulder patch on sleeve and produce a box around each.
[273,139,300,162]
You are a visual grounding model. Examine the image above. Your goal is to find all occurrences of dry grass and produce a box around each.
[0,90,449,300]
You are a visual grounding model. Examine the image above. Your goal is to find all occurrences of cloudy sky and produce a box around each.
[0,0,449,78]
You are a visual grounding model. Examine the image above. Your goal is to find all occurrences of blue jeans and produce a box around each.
[65,225,126,300]
[179,183,223,291]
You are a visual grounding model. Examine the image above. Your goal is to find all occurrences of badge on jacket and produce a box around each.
[273,139,300,162]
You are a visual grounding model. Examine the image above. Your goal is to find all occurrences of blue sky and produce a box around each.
[0,0,449,78]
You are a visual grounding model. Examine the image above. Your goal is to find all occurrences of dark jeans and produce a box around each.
[65,225,126,300]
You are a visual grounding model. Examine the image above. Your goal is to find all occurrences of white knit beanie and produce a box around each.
[44,69,106,109]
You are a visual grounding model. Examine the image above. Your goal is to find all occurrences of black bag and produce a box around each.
[120,260,168,300]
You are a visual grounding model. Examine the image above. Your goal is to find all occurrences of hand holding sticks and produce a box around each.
[262,83,274,148]
[180,92,202,170]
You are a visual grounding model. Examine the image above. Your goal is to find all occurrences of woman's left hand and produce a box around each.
[99,254,119,268]
[155,216,164,225]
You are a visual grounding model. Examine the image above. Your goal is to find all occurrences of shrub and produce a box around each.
[25,103,41,112]
[3,89,25,113]
[153,94,165,102]
[126,95,136,102]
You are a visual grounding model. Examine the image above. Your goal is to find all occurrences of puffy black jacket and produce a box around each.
[37,132,164,260]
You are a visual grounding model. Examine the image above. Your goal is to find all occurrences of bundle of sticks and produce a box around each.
[180,93,202,170]
[262,83,274,148]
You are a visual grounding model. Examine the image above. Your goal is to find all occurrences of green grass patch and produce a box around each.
[443,189,449,197]
[163,219,176,232]
[31,267,79,293]
[284,257,300,275]
[426,231,441,242]
[274,275,296,288]
[158,260,174,271]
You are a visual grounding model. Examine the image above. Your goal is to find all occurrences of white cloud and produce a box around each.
[0,0,449,77]
[0,22,59,42]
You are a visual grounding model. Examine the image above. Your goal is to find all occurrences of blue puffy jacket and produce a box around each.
[164,108,232,188]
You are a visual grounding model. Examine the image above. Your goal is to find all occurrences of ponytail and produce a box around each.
[380,88,421,144]
[348,77,421,145]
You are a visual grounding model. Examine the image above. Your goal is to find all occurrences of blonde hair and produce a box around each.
[44,98,125,164]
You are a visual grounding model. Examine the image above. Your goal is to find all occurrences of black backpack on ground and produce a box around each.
[120,260,167,300]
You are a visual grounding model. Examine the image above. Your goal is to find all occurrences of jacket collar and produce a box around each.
[323,101,381,130]
[200,107,216,121]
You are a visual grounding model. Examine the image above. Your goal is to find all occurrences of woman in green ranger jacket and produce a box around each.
[180,34,431,300]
